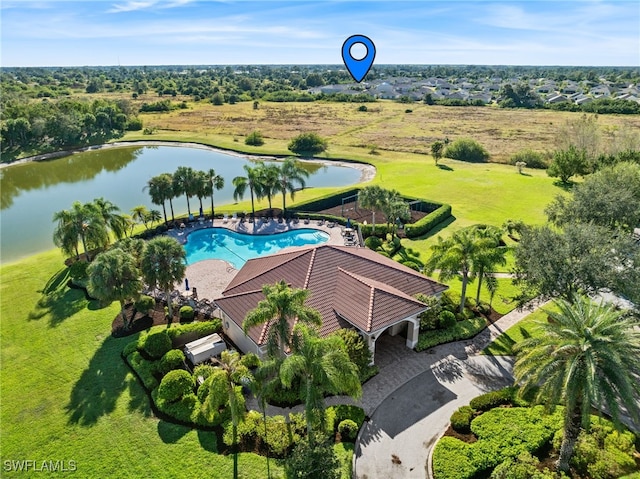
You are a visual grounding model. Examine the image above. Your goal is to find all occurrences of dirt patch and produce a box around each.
[442,424,477,444]
[111,303,210,338]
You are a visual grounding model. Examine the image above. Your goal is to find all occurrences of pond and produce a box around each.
[0,145,362,263]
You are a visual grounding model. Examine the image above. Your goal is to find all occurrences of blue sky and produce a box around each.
[2,1,639,67]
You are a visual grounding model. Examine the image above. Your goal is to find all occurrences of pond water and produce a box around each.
[183,227,329,269]
[0,145,361,263]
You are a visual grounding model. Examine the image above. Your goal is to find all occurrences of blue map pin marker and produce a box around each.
[342,35,376,83]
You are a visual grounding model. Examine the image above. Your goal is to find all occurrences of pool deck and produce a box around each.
[166,217,353,300]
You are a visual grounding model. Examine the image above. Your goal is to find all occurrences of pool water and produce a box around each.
[183,228,330,268]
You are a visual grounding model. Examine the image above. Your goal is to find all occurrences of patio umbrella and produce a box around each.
[185,278,190,291]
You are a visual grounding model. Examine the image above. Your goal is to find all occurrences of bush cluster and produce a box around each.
[417,295,442,331]
[405,204,452,238]
[166,319,222,341]
[288,132,328,155]
[509,149,549,169]
[157,369,195,403]
[444,138,490,163]
[433,405,564,479]
[360,223,391,238]
[331,330,373,382]
[326,405,366,433]
[245,130,264,146]
[68,261,89,280]
[364,235,383,250]
[222,411,306,457]
[416,316,486,351]
[141,330,172,359]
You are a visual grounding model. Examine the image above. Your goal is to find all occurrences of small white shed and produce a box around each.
[184,333,227,364]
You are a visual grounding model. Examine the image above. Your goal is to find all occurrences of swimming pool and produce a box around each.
[183,228,330,268]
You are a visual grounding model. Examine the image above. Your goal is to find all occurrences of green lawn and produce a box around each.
[0,250,284,478]
[439,277,520,316]
[482,308,549,356]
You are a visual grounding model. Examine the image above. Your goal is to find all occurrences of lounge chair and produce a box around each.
[304,217,310,225]
[231,213,238,224]
[317,218,325,226]
[327,221,335,228]
[222,214,229,224]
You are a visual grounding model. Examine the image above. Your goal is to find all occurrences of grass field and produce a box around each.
[0,250,286,479]
[482,308,550,356]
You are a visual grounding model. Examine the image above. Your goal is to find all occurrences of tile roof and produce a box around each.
[215,245,447,346]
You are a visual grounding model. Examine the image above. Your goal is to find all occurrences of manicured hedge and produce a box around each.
[450,406,475,433]
[326,405,366,433]
[338,420,358,441]
[360,223,391,238]
[159,349,186,375]
[179,305,195,322]
[416,316,487,351]
[126,351,159,391]
[433,406,564,479]
[288,187,361,214]
[469,387,517,412]
[405,204,452,238]
[166,319,222,340]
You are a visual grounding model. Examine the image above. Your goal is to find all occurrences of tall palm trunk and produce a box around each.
[305,377,315,447]
[228,383,239,479]
[557,405,582,472]
[250,187,256,218]
[169,198,175,223]
[185,195,192,216]
[161,202,168,225]
[281,190,287,216]
[119,299,129,329]
[210,194,215,218]
[165,287,173,320]
[80,231,91,261]
[460,270,469,313]
[475,266,485,304]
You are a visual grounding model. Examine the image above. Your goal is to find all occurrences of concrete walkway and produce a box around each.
[354,299,547,479]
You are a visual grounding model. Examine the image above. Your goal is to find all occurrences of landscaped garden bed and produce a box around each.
[433,388,640,479]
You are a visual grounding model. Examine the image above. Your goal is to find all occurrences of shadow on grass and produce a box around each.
[552,180,576,191]
[437,164,454,171]
[65,336,130,426]
[158,421,191,444]
[127,370,152,418]
[197,429,218,452]
[28,284,88,327]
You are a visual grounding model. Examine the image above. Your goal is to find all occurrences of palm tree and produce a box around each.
[194,170,210,216]
[232,164,262,220]
[146,209,162,228]
[207,168,224,218]
[145,174,172,225]
[92,197,127,242]
[173,166,198,217]
[87,249,142,329]
[280,324,362,446]
[61,201,108,261]
[424,226,484,313]
[358,185,387,226]
[209,350,252,479]
[242,280,322,359]
[140,236,186,320]
[258,163,280,210]
[131,205,150,231]
[53,209,80,259]
[380,189,410,236]
[471,225,507,304]
[514,295,640,472]
[276,158,309,216]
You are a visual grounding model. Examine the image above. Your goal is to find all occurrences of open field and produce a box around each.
[124,100,640,163]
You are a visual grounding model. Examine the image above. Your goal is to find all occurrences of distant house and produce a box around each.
[546,94,570,104]
[214,245,448,363]
[370,82,399,99]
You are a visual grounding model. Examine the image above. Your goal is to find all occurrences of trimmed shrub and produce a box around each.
[417,295,442,331]
[400,260,421,271]
[364,235,383,250]
[360,223,391,238]
[179,305,195,322]
[405,204,452,238]
[154,390,203,425]
[245,130,264,146]
[469,387,516,412]
[451,406,475,433]
[327,404,366,432]
[166,319,222,340]
[157,369,195,403]
[127,351,159,391]
[141,331,172,359]
[338,419,359,441]
[288,132,328,155]
[332,329,374,382]
[439,310,457,329]
[135,295,155,315]
[193,364,216,383]
[357,105,368,112]
[68,260,89,280]
[444,138,490,163]
[159,349,185,375]
[491,452,563,479]
[285,435,340,479]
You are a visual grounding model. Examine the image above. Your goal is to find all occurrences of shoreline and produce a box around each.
[0,140,377,183]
